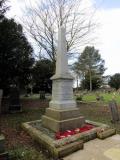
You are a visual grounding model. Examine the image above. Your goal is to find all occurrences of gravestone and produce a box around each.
[9,85,22,113]
[42,26,85,132]
[109,100,120,123]
[39,91,46,100]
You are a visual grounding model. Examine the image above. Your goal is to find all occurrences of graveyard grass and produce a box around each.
[81,92,120,104]
[1,93,120,159]
[22,92,120,104]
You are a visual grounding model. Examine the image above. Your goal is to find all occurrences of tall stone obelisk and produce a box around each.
[42,26,85,132]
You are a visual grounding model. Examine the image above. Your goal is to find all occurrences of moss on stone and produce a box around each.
[22,119,114,158]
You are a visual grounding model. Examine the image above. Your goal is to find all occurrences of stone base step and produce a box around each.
[45,108,81,120]
[42,115,85,132]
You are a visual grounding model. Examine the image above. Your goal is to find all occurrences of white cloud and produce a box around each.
[95,8,120,75]
[6,0,40,20]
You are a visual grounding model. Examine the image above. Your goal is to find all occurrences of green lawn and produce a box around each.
[21,94,51,101]
[21,92,120,105]
[81,92,120,104]
[21,94,40,99]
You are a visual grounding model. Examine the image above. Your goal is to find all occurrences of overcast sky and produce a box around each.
[7,0,120,76]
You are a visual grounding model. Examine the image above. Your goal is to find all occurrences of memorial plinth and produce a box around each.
[42,26,85,132]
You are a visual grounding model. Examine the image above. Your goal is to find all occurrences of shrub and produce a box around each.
[76,95,83,101]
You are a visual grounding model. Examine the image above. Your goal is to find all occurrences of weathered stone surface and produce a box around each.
[86,120,109,128]
[49,79,76,109]
[52,26,71,79]
[97,128,116,139]
[42,115,85,132]
[80,130,97,142]
[109,100,120,122]
[45,108,81,120]
[57,141,84,158]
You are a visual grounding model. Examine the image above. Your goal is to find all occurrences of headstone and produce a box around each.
[42,26,85,132]
[1,97,9,114]
[9,85,22,113]
[109,100,120,123]
[39,91,45,100]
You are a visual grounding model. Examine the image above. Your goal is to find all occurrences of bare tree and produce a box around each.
[22,0,97,62]
[0,0,9,19]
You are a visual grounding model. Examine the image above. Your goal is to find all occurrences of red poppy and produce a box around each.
[55,123,95,139]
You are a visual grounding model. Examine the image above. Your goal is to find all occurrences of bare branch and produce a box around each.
[22,0,97,61]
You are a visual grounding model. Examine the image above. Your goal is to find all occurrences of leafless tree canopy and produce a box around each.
[23,0,97,62]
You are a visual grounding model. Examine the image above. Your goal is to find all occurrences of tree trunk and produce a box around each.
[89,70,92,92]
[76,76,79,92]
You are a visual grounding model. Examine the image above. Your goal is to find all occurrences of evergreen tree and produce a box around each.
[74,46,106,91]
[0,18,34,94]
[32,59,54,93]
[108,73,120,90]
[81,72,102,90]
